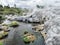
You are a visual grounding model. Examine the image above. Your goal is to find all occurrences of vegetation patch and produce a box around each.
[0,42,3,45]
[0,4,29,15]
[9,21,19,27]
[23,31,36,44]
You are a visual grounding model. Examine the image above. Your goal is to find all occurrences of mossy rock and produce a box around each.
[0,31,8,39]
[23,36,30,44]
[23,32,36,44]
[9,21,19,27]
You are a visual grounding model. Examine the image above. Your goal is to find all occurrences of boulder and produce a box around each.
[32,24,44,32]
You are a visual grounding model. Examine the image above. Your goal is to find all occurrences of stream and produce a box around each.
[2,19,45,45]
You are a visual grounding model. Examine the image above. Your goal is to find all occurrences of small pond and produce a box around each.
[3,21,45,45]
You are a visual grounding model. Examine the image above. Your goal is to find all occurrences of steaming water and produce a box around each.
[28,5,60,45]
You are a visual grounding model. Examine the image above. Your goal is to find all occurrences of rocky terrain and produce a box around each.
[0,4,60,45]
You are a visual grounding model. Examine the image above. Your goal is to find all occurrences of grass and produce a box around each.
[0,6,25,15]
[0,41,3,45]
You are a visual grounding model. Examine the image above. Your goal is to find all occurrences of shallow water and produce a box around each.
[3,22,45,45]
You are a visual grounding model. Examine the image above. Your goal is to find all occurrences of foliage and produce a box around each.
[0,4,28,15]
[0,42,3,45]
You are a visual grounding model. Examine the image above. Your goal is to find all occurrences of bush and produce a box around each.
[0,42,3,45]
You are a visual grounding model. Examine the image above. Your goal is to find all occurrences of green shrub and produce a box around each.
[0,42,3,45]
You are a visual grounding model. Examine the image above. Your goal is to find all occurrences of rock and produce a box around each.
[23,33,36,43]
[27,18,40,23]
[44,16,60,45]
[0,25,3,31]
[2,26,9,32]
[0,31,8,39]
[9,21,19,27]
[0,25,10,32]
[3,19,11,25]
[41,31,47,39]
[32,24,44,32]
[27,34,36,42]
[0,31,4,35]
[2,23,8,26]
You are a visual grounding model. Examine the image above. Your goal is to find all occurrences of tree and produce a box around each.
[36,5,44,9]
[0,16,3,24]
[7,4,10,8]
[0,5,3,8]
[4,5,10,8]
[14,4,16,8]
[36,5,40,8]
